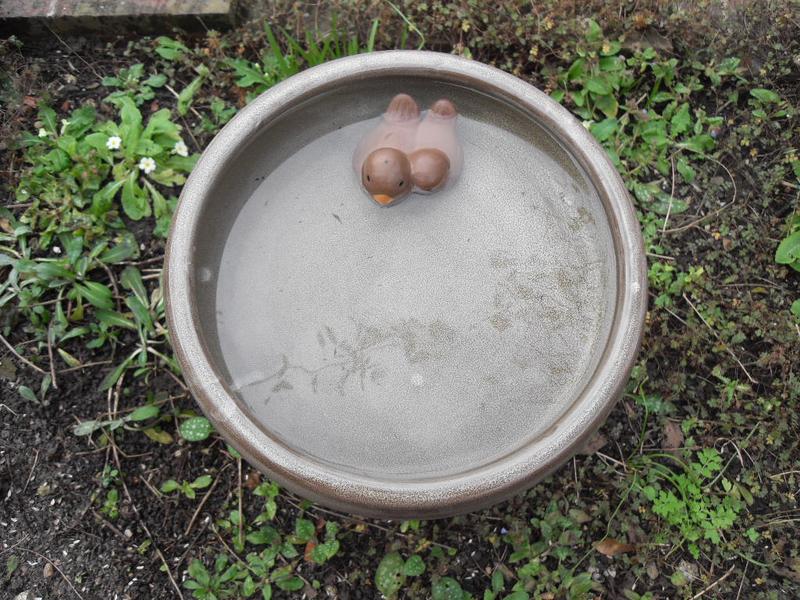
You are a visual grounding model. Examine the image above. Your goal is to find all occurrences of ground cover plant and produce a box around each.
[1,1,798,598]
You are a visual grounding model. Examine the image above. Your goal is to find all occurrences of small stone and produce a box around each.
[36,482,54,496]
[677,559,699,581]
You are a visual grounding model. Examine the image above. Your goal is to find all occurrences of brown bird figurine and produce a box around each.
[353,94,463,206]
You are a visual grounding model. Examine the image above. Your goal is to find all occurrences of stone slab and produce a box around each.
[0,0,237,36]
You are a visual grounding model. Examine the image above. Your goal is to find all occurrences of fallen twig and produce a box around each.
[22,449,39,494]
[58,360,113,374]
[47,324,58,390]
[690,564,736,599]
[16,546,85,599]
[0,331,46,375]
[661,153,677,234]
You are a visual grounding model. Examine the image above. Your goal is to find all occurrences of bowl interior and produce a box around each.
[191,76,617,480]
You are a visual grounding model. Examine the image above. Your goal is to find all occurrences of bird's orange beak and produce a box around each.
[372,194,394,206]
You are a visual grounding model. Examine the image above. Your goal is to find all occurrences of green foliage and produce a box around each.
[307,521,341,565]
[483,570,510,600]
[2,223,174,388]
[774,208,800,321]
[375,552,406,597]
[648,263,704,308]
[17,373,51,404]
[227,19,379,100]
[432,576,470,599]
[98,464,120,519]
[161,474,213,499]
[16,98,194,242]
[636,447,746,559]
[199,97,237,133]
[5,554,19,582]
[748,87,792,120]
[184,477,341,599]
[3,98,190,397]
[101,487,119,519]
[502,502,598,600]
[550,21,738,223]
[102,63,167,106]
[178,64,210,116]
[375,551,428,597]
[184,555,257,600]
[73,402,160,436]
[180,416,214,442]
[403,554,426,576]
[776,213,800,273]
[253,481,279,522]
[155,36,190,61]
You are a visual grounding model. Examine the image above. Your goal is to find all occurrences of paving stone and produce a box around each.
[0,0,237,36]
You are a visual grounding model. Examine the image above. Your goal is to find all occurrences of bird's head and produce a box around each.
[361,147,412,206]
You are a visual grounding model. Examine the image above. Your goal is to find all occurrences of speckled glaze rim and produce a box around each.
[165,50,647,520]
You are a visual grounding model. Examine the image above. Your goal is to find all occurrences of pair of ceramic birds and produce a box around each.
[353,94,463,206]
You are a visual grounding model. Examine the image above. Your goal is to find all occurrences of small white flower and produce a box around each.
[38,128,49,137]
[172,140,189,157]
[138,156,156,175]
[53,246,62,255]
[106,135,122,150]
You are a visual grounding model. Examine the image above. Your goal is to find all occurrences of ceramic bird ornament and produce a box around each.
[353,94,463,206]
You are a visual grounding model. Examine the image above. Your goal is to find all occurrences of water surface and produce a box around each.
[211,89,616,478]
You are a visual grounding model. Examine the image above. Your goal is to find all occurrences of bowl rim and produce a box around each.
[165,50,647,519]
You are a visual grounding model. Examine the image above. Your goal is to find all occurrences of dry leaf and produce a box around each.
[594,538,635,557]
[304,540,317,562]
[662,420,684,452]
[579,432,608,455]
[244,469,261,490]
[646,562,659,580]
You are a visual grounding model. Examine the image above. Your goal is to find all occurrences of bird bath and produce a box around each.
[165,51,647,518]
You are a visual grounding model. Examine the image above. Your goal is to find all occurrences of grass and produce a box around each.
[1,2,799,599]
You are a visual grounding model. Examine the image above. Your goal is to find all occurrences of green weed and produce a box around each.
[375,551,427,597]
[161,474,213,499]
[775,210,800,319]
[501,501,598,600]
[227,19,379,101]
[102,63,167,106]
[155,36,190,62]
[633,446,748,560]
[182,479,342,599]
[549,20,739,237]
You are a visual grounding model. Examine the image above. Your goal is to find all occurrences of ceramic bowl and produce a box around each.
[165,51,647,518]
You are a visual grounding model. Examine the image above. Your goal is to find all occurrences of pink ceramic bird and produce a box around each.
[353,94,462,206]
